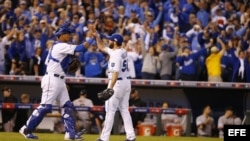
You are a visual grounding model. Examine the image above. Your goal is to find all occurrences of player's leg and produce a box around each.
[118,81,136,140]
[25,104,53,131]
[19,76,57,139]
[19,104,52,139]
[82,119,92,133]
[61,101,77,140]
[99,86,120,141]
[75,120,84,133]
[58,84,83,140]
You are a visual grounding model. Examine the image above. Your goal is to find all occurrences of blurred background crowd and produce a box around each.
[0,0,250,82]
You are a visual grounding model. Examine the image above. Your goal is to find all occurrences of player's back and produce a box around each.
[108,48,129,79]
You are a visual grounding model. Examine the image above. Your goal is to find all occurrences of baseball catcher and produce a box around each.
[97,88,114,101]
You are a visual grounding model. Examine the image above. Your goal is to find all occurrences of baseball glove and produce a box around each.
[97,88,114,101]
[67,58,80,74]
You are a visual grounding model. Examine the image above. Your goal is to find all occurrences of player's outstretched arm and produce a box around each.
[91,20,108,53]
[92,31,107,53]
[74,39,94,53]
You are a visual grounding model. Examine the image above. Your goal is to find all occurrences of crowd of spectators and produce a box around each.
[0,0,250,82]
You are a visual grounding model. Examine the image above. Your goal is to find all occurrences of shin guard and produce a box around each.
[26,104,52,133]
[62,101,76,139]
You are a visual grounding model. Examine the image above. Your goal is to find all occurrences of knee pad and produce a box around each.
[63,101,76,118]
[63,101,75,111]
[31,104,52,118]
[30,104,52,119]
[38,104,52,114]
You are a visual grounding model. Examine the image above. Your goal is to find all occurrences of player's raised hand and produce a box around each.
[91,20,99,37]
[93,19,99,31]
[92,30,98,38]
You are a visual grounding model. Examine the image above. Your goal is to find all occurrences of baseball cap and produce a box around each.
[86,20,95,25]
[123,29,132,36]
[20,0,26,5]
[131,9,136,13]
[161,44,172,51]
[2,86,11,92]
[179,33,187,38]
[105,0,113,2]
[125,23,135,30]
[18,15,26,21]
[144,11,153,16]
[79,89,87,95]
[39,3,45,7]
[193,24,200,29]
[130,87,137,94]
[105,33,124,45]
[34,28,42,33]
[118,5,124,9]
[225,106,233,112]
[86,38,95,45]
[226,25,235,32]
[40,20,46,24]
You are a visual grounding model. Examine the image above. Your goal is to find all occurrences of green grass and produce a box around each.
[0,132,223,141]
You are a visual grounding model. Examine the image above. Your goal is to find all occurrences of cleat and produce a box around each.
[19,125,38,140]
[76,129,87,136]
[19,125,27,138]
[74,135,83,141]
[64,131,85,141]
[25,134,39,139]
[125,139,136,141]
[64,136,83,141]
[96,138,104,141]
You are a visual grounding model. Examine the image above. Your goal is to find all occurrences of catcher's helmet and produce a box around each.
[54,21,75,37]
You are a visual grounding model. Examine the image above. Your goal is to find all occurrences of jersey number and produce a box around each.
[121,60,128,72]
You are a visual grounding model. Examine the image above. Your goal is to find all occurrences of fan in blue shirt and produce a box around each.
[84,41,105,77]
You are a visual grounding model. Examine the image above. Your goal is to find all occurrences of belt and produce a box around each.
[46,72,65,79]
[117,77,130,80]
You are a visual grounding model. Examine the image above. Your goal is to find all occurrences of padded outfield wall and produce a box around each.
[0,75,249,135]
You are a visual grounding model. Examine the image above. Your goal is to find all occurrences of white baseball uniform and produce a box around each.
[41,42,77,106]
[99,47,135,141]
[73,97,94,132]
[217,116,234,138]
[19,21,88,140]
[196,115,214,136]
[73,97,94,120]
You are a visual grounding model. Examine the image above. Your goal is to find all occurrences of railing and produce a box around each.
[0,75,250,89]
[0,103,189,114]
[0,103,191,136]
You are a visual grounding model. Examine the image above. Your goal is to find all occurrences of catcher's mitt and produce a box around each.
[97,88,114,101]
[67,58,80,74]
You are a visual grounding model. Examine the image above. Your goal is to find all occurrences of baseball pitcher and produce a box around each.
[93,27,136,141]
